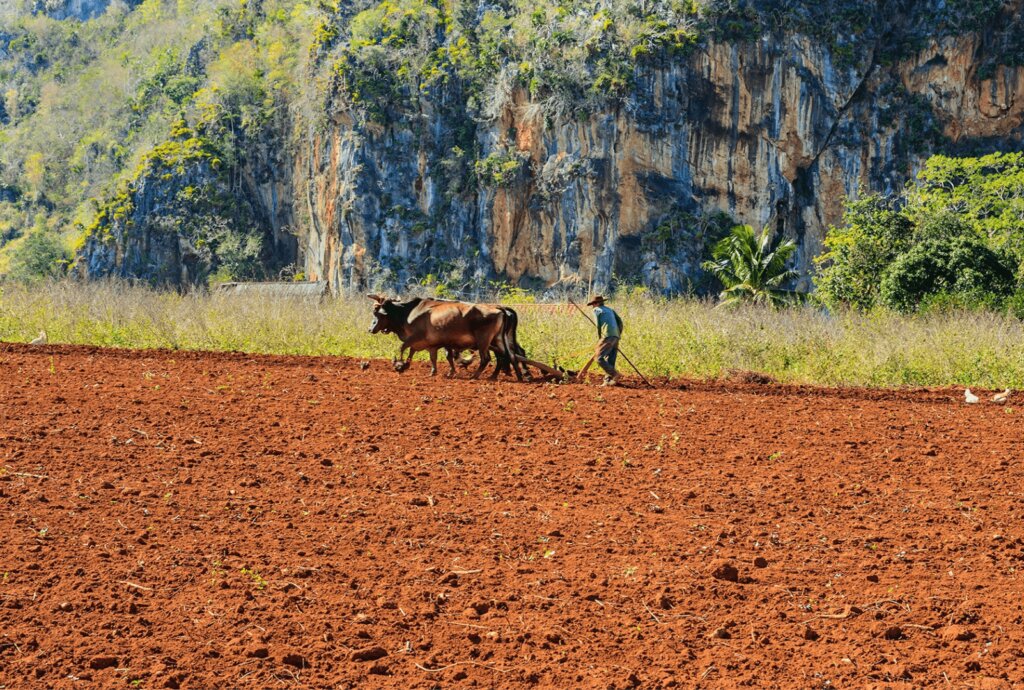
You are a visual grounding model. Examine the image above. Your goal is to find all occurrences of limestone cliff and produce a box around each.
[79,0,1024,294]
[300,36,1023,292]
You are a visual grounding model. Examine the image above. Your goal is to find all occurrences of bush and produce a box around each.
[878,235,1015,312]
[7,229,70,281]
[814,195,915,310]
[474,149,527,187]
[1005,288,1024,320]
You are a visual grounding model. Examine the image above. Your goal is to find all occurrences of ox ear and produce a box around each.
[367,293,386,304]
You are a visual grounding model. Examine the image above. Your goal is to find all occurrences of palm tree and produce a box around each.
[701,224,799,306]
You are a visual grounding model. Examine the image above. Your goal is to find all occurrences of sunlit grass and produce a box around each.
[2,280,1024,388]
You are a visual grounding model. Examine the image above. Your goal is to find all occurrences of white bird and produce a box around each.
[993,389,1011,404]
[964,389,980,404]
[29,330,46,345]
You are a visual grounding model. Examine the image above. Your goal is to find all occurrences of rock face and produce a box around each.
[301,35,1023,293]
[79,154,296,289]
[80,164,215,288]
[80,3,1024,293]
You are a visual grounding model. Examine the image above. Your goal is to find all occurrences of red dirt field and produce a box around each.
[2,344,1024,689]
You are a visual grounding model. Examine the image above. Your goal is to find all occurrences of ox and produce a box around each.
[453,306,532,381]
[368,295,516,380]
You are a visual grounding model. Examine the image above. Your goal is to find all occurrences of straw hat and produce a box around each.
[586,295,605,307]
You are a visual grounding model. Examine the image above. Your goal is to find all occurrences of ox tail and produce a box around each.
[499,307,528,381]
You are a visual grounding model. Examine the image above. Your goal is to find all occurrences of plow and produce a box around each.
[453,350,570,382]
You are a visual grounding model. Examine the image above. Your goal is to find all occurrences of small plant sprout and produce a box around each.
[240,567,267,590]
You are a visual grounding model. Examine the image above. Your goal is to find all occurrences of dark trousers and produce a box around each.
[597,337,619,376]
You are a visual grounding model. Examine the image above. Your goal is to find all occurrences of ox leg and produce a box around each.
[445,348,457,378]
[394,344,410,373]
[471,346,491,380]
[507,349,524,382]
[517,347,533,382]
[487,346,501,382]
[428,348,439,377]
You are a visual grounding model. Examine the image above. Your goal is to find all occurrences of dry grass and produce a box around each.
[3,280,1024,388]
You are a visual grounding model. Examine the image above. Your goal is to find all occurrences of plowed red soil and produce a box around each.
[2,344,1024,689]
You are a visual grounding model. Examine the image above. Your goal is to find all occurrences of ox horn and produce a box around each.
[367,293,386,303]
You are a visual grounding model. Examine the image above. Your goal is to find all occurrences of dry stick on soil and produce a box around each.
[567,298,654,387]
[117,580,153,591]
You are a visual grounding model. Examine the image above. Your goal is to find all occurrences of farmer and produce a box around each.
[577,295,623,386]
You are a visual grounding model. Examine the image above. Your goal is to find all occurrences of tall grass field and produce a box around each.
[2,281,1023,388]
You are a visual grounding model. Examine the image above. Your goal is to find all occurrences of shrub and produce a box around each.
[814,194,915,310]
[878,235,1015,312]
[7,229,70,281]
[474,149,527,187]
[1005,288,1024,320]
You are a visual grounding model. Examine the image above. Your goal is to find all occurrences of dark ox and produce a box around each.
[452,306,532,381]
[368,295,518,380]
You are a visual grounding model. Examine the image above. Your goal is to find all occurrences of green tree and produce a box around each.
[702,224,798,306]
[912,152,1024,260]
[8,230,70,281]
[814,194,915,309]
[878,235,1015,312]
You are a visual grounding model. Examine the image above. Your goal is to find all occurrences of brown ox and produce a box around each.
[367,295,512,379]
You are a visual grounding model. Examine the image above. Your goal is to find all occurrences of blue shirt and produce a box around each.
[594,305,621,338]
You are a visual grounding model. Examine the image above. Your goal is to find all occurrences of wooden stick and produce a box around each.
[567,298,654,387]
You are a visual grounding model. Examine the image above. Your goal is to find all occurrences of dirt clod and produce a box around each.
[88,655,118,670]
[723,369,777,385]
[350,646,388,662]
[881,626,905,640]
[709,560,739,582]
[940,625,975,642]
[753,556,768,568]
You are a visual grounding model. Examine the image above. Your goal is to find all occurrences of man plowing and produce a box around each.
[576,295,623,386]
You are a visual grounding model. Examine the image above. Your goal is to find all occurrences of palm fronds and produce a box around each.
[701,224,798,306]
